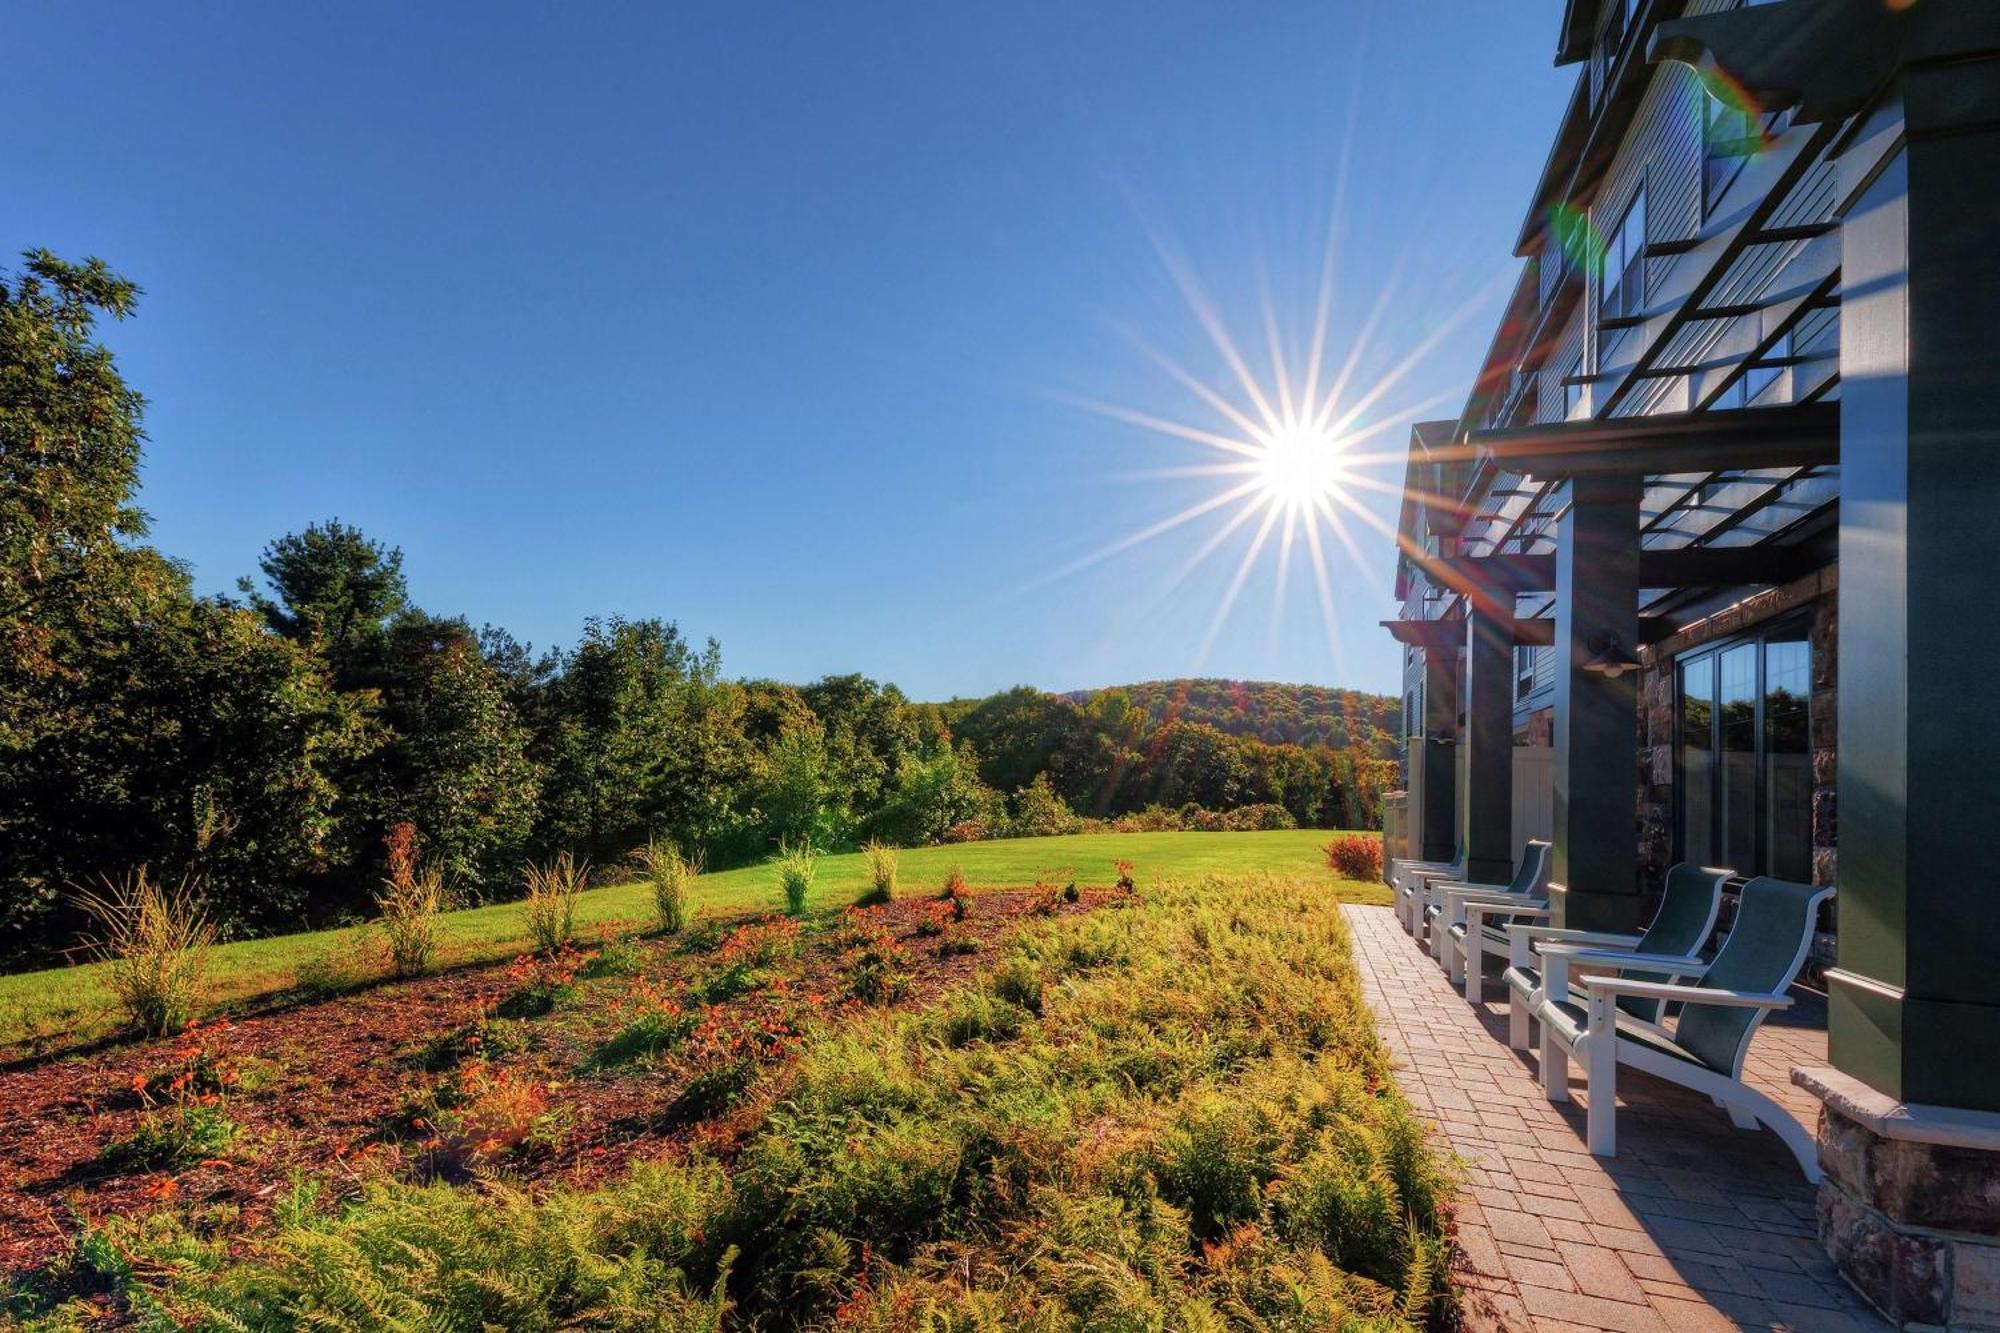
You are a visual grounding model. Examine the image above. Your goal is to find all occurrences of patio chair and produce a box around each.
[1531,875,1834,1179]
[1423,840,1553,979]
[1496,863,1729,1046]
[1390,847,1464,934]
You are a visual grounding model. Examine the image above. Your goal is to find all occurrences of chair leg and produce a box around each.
[1508,999,1531,1051]
[1584,1033,1617,1157]
[1464,939,1483,1004]
[1541,1028,1568,1102]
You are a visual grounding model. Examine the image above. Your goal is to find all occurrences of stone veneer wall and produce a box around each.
[1632,566,1840,910]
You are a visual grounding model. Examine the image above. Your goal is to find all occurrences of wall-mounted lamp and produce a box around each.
[1581,633,1642,680]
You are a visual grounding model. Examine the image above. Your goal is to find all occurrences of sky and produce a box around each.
[7,2,1573,700]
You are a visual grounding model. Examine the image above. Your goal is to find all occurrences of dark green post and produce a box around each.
[1415,647,1459,863]
[1827,63,2000,1113]
[1551,474,1642,930]
[1461,608,1516,885]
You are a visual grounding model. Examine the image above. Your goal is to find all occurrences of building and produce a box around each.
[1382,1,2000,1324]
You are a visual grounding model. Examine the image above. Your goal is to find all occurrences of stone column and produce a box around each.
[1415,647,1459,863]
[1461,608,1516,885]
[1550,474,1642,931]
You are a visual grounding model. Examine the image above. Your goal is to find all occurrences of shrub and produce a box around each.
[846,933,911,1006]
[1225,803,1298,832]
[1114,858,1138,894]
[940,820,988,844]
[375,824,452,978]
[775,841,816,916]
[635,840,699,935]
[578,926,642,978]
[858,841,898,906]
[1324,833,1385,881]
[938,866,969,900]
[72,869,217,1037]
[496,947,581,1018]
[418,1062,567,1163]
[408,1016,528,1072]
[720,916,800,968]
[522,852,587,953]
[591,979,695,1068]
[1008,773,1080,838]
[101,1101,239,1173]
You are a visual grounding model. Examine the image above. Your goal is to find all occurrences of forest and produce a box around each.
[0,251,1395,967]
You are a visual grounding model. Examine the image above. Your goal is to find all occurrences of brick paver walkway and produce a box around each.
[1342,904,1887,1332]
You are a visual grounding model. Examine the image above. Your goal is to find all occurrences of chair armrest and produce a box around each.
[1466,901,1550,925]
[1578,975,1793,1010]
[1428,878,1507,895]
[1535,945,1709,974]
[1516,928,1645,951]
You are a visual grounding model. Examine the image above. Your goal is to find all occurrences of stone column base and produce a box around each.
[1795,1065,2000,1330]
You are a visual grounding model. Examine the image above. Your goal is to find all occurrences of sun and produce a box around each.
[1254,420,1349,508]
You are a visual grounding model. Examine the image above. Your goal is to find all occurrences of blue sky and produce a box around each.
[8,2,1571,699]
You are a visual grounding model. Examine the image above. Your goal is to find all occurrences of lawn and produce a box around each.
[6,871,1451,1330]
[0,830,1382,1059]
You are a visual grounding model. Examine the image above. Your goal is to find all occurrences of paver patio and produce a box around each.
[1341,903,1888,1332]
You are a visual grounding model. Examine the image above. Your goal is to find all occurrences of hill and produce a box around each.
[1062,679,1401,756]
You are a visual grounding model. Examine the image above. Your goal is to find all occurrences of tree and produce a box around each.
[1008,772,1079,838]
[869,742,1003,846]
[240,520,407,673]
[0,250,147,688]
[371,615,541,891]
[754,722,846,850]
[532,617,754,862]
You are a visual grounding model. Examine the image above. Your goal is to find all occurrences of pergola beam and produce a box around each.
[1464,402,1840,479]
[1433,543,1828,597]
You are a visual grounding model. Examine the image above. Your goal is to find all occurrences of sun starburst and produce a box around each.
[1047,208,1507,674]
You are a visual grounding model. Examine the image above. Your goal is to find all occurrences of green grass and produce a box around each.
[0,830,1381,1058]
[45,873,1449,1331]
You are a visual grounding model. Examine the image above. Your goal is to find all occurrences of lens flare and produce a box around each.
[1547,201,1606,279]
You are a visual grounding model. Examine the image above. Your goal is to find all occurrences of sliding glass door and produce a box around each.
[1676,621,1813,879]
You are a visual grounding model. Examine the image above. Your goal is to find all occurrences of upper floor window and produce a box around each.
[1597,0,1640,99]
[1599,187,1648,326]
[1561,350,1587,419]
[1703,92,1792,216]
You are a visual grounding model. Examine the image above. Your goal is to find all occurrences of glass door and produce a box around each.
[1676,621,1814,879]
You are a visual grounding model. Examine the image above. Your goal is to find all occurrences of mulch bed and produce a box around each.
[0,886,1114,1282]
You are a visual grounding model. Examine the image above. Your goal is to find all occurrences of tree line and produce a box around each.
[0,251,1393,969]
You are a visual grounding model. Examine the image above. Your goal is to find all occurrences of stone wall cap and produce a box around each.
[1794,1064,2000,1152]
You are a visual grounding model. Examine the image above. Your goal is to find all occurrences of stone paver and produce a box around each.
[1342,903,1887,1333]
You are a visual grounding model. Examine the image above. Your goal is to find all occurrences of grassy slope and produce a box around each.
[100,874,1450,1331]
[0,830,1382,1057]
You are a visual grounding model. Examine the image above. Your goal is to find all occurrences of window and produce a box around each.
[1516,645,1537,701]
[1703,93,1756,212]
[1561,351,1587,418]
[1599,189,1648,324]
[1596,0,1637,101]
[1677,620,1813,879]
[1703,92,1793,216]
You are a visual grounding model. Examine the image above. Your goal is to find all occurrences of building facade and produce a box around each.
[1385,2,2000,1324]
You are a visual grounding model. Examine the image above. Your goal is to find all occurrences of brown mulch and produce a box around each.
[0,886,1113,1282]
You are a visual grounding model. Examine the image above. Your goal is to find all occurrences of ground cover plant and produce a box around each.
[0,873,1455,1330]
[0,831,1387,1058]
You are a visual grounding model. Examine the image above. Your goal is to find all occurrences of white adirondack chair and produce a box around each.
[1390,849,1464,934]
[1429,842,1555,991]
[1496,863,1729,1045]
[1424,840,1560,976]
[1532,875,1835,1179]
